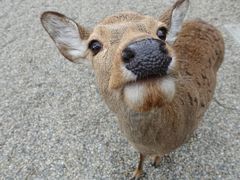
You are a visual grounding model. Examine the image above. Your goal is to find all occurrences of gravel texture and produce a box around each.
[0,0,240,179]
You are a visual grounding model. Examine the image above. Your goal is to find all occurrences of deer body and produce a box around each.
[41,0,224,178]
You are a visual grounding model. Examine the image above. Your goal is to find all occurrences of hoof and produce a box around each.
[151,156,161,168]
[130,169,146,180]
[151,161,160,168]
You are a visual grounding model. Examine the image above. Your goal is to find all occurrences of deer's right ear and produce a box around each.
[160,0,189,45]
[41,11,90,63]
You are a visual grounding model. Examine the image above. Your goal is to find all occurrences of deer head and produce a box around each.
[41,0,189,112]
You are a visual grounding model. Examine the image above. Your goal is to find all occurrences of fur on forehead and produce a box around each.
[90,11,167,44]
[99,11,147,25]
[98,11,166,28]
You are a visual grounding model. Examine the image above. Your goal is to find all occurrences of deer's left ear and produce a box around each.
[160,0,189,44]
[41,11,91,63]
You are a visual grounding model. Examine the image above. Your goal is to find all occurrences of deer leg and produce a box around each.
[131,153,145,180]
[151,155,161,168]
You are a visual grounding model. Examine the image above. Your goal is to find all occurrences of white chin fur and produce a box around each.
[167,56,176,74]
[124,83,145,107]
[121,65,137,82]
[158,78,176,102]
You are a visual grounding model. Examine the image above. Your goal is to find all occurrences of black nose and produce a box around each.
[122,38,172,80]
[122,47,135,63]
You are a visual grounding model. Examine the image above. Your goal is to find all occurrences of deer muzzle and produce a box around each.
[122,38,172,80]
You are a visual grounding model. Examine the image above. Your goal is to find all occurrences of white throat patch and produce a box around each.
[124,83,145,107]
[159,78,176,102]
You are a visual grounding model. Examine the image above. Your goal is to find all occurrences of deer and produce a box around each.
[40,0,224,179]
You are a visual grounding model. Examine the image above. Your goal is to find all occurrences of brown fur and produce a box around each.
[41,0,224,178]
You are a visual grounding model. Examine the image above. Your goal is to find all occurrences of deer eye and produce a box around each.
[157,27,168,41]
[88,40,102,55]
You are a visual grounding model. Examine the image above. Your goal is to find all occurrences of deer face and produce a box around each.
[41,0,189,112]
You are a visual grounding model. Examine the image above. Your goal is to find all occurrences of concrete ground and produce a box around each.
[0,0,239,179]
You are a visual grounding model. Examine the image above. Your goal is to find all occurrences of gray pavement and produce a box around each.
[0,0,240,179]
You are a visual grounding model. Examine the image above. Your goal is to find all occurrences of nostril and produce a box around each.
[122,47,135,63]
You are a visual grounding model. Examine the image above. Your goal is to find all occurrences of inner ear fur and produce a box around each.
[41,11,91,62]
[159,0,189,44]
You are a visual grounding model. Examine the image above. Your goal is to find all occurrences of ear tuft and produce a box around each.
[41,11,90,62]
